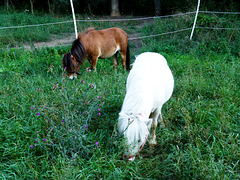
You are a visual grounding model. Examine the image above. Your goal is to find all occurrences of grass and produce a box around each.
[0,10,240,179]
[0,9,139,46]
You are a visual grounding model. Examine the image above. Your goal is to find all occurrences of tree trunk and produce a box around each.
[48,0,53,14]
[154,0,161,16]
[5,0,9,10]
[111,0,120,16]
[30,0,34,14]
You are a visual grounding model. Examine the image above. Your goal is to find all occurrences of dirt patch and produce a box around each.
[22,16,154,51]
[23,34,76,49]
[23,32,144,50]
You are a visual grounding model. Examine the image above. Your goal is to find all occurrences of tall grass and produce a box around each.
[0,9,138,46]
[0,11,240,179]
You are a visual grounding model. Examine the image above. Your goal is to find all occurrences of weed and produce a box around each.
[0,11,240,179]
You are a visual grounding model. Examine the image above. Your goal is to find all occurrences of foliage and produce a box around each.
[1,0,240,15]
[0,11,240,179]
[0,9,138,46]
[139,13,240,56]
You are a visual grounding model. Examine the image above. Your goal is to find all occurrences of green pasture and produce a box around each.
[0,10,240,179]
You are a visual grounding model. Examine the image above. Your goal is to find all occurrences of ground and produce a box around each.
[23,16,153,50]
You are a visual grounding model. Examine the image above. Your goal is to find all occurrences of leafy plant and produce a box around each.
[0,11,240,179]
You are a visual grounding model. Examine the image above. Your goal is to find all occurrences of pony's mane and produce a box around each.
[70,28,95,63]
[62,53,74,71]
[71,39,86,63]
[118,112,150,156]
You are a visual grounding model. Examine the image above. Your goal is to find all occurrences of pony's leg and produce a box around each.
[158,113,165,128]
[112,53,118,71]
[149,108,161,145]
[88,58,92,65]
[119,51,127,70]
[90,56,98,71]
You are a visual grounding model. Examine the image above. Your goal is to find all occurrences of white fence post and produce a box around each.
[190,0,201,40]
[70,0,78,39]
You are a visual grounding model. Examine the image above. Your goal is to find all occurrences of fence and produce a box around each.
[0,3,239,49]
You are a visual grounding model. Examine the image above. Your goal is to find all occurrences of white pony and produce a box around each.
[118,52,174,161]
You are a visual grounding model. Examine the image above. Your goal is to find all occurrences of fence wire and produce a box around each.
[0,10,239,49]
[0,11,239,30]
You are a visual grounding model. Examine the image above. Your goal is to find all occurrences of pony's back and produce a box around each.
[78,28,95,39]
[121,52,174,115]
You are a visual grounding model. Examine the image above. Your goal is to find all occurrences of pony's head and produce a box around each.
[62,53,80,80]
[118,113,152,161]
[62,39,86,79]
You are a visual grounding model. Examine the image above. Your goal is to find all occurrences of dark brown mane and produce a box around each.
[62,53,73,70]
[71,39,86,63]
[71,28,95,63]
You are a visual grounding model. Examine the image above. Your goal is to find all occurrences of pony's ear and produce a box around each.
[63,53,69,57]
[135,115,153,130]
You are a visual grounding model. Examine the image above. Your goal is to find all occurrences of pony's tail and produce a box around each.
[126,45,131,71]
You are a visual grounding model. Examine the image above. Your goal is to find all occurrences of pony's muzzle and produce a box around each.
[69,73,77,80]
[123,154,136,161]
[67,71,81,80]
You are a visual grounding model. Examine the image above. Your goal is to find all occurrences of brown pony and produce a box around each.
[62,27,130,79]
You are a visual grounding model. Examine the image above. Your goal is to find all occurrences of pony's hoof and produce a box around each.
[86,67,92,72]
[160,123,165,128]
[149,140,157,146]
[123,154,136,161]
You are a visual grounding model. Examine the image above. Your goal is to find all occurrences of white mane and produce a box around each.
[118,52,174,161]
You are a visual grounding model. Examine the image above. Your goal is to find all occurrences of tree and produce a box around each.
[47,0,54,14]
[111,0,120,16]
[154,0,161,15]
[30,0,35,14]
[4,0,9,10]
